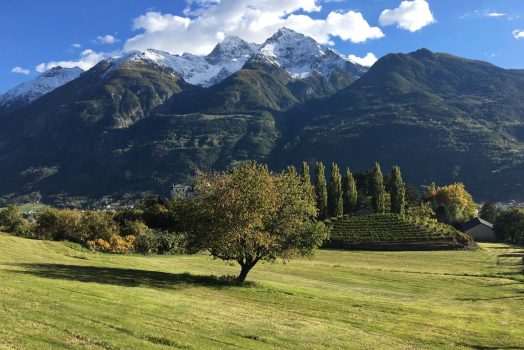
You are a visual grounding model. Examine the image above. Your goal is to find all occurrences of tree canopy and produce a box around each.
[494,209,524,244]
[371,162,386,213]
[185,162,329,282]
[426,183,477,224]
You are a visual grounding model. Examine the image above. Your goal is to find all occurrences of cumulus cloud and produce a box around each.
[347,52,378,67]
[95,34,119,44]
[379,0,435,32]
[124,0,384,55]
[35,49,109,72]
[513,30,524,39]
[11,66,31,75]
[71,43,82,48]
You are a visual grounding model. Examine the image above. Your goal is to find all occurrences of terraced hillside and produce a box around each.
[326,214,475,250]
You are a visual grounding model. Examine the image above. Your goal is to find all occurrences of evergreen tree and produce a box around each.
[300,161,311,185]
[314,162,328,220]
[390,166,406,215]
[328,163,343,217]
[343,168,358,215]
[371,162,386,213]
[480,202,498,223]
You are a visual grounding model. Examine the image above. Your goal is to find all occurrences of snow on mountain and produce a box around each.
[0,66,84,112]
[108,36,260,87]
[254,28,366,79]
[107,29,365,87]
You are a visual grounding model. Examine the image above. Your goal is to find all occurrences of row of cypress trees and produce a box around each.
[290,161,406,220]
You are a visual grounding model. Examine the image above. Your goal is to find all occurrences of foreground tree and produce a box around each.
[328,163,343,217]
[185,162,329,283]
[390,166,406,216]
[343,168,358,215]
[494,209,524,244]
[371,162,386,213]
[315,162,328,220]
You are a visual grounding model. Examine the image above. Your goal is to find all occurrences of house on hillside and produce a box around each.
[462,217,496,242]
[171,184,197,199]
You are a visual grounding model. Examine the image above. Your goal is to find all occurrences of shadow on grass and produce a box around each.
[11,263,254,289]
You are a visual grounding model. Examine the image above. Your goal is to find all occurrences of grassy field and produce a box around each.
[0,233,523,349]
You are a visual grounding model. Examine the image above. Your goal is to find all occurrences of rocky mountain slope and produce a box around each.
[0,29,523,205]
[276,49,524,200]
[0,67,83,113]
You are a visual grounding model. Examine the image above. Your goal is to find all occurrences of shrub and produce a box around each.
[127,221,158,254]
[87,238,111,252]
[109,235,136,254]
[0,204,34,237]
[35,209,82,241]
[79,211,119,242]
[157,231,187,255]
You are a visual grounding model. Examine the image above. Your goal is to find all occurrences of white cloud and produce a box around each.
[379,0,435,32]
[124,0,384,55]
[71,43,82,48]
[347,52,378,67]
[513,30,524,39]
[11,66,31,75]
[95,34,119,44]
[487,12,506,17]
[35,49,109,72]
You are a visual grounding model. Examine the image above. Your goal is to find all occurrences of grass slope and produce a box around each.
[0,233,523,349]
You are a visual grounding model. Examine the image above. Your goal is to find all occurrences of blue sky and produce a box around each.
[1,0,523,93]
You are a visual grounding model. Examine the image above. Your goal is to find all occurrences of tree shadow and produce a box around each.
[455,344,524,350]
[11,263,253,289]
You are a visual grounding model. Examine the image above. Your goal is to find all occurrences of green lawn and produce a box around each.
[0,233,523,349]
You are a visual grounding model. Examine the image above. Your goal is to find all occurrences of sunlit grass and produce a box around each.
[0,233,522,349]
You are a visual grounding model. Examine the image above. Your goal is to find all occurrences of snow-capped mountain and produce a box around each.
[253,28,366,80]
[108,36,260,87]
[0,28,367,113]
[0,66,84,112]
[107,28,365,87]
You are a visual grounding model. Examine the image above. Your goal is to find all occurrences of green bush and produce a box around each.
[0,205,34,237]
[79,211,119,242]
[35,209,82,241]
[157,231,187,255]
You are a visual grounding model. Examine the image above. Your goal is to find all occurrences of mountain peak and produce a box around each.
[206,35,260,65]
[254,28,365,80]
[0,66,84,112]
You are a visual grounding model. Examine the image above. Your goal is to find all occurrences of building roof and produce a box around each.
[462,217,494,231]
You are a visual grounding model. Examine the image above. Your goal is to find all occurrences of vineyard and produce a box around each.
[326,214,475,250]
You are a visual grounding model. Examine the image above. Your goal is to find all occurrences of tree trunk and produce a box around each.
[237,264,253,283]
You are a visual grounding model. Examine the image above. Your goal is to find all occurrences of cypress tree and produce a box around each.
[285,165,297,176]
[343,168,358,215]
[371,162,386,213]
[390,166,406,215]
[314,162,328,220]
[328,163,343,217]
[300,161,311,185]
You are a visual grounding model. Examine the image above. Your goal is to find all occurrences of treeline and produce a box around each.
[0,198,187,254]
[299,161,409,220]
[300,161,483,228]
[479,202,524,244]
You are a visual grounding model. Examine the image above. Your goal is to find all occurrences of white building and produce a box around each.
[462,217,496,242]
[171,184,197,199]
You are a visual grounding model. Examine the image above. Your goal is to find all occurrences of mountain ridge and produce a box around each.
[0,33,523,204]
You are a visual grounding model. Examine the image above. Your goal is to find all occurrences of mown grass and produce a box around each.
[0,233,523,349]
